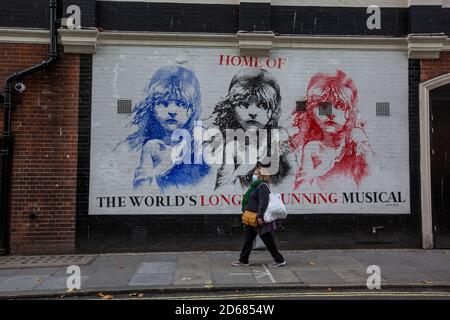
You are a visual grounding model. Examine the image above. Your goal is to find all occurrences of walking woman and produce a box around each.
[232,167,286,267]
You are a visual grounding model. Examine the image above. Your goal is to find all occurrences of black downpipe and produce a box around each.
[0,0,59,255]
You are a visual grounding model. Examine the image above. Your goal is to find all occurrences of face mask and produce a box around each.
[252,175,259,182]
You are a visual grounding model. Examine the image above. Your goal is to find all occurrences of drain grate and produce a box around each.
[0,255,95,269]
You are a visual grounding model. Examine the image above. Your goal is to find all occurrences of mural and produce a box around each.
[89,47,410,215]
[209,68,290,190]
[120,65,210,192]
[288,70,373,190]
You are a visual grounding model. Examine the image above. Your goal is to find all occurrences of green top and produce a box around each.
[241,179,263,212]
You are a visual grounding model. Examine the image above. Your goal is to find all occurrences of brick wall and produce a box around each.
[0,43,79,254]
[421,52,450,82]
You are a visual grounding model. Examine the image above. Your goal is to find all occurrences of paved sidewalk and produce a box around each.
[1,249,450,298]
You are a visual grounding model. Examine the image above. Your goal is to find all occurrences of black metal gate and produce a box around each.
[430,83,450,248]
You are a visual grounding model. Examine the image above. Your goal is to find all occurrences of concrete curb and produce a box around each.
[1,283,450,299]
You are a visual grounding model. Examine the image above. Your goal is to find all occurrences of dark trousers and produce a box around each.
[239,226,284,264]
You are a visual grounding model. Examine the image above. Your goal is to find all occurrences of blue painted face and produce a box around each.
[154,100,192,131]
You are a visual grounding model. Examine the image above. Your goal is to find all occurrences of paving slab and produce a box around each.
[35,276,89,290]
[174,253,212,286]
[15,267,61,276]
[293,269,346,286]
[378,267,431,285]
[317,256,364,268]
[51,263,99,277]
[136,262,176,274]
[285,258,330,270]
[141,253,180,262]
[128,273,174,286]
[331,267,378,285]
[251,266,277,284]
[126,261,177,287]
[350,250,450,269]
[83,273,134,289]
[0,269,21,277]
[106,254,144,268]
[0,275,49,292]
[211,269,257,286]
[268,267,301,284]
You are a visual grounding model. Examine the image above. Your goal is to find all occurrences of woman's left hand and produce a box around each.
[258,218,264,225]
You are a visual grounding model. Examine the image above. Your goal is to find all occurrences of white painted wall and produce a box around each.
[89,46,410,215]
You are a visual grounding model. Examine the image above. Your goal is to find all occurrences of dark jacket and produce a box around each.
[244,182,278,235]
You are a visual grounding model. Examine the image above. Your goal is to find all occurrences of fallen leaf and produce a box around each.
[309,262,316,266]
[35,277,43,283]
[102,295,113,300]
[422,281,433,284]
[97,292,105,298]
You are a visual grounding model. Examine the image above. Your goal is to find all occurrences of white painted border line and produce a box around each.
[263,265,276,283]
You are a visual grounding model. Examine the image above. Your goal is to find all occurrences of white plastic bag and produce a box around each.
[252,235,266,250]
[263,184,287,223]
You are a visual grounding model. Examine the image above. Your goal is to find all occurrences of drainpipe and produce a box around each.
[0,0,60,255]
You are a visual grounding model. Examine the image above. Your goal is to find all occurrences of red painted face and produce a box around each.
[288,70,371,190]
[305,70,357,137]
[311,101,347,134]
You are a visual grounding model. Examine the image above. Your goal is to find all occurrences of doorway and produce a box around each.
[430,83,450,248]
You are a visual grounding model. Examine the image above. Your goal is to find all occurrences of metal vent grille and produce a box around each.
[318,102,333,116]
[376,102,390,117]
[129,226,148,244]
[117,99,132,115]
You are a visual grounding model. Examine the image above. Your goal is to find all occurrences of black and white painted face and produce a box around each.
[154,101,192,131]
[234,98,270,130]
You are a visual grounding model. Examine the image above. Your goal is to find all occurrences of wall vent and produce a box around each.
[376,102,390,117]
[117,99,132,115]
